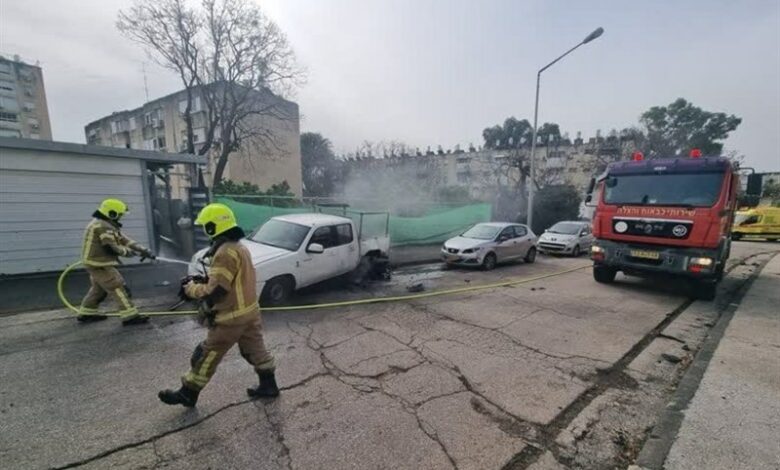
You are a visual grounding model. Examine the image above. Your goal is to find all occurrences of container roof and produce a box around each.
[0,137,207,164]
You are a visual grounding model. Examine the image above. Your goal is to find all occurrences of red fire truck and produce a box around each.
[588,149,740,300]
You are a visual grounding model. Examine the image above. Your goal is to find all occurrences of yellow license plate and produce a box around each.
[630,250,660,260]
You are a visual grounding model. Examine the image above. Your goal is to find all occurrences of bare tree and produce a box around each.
[118,0,304,187]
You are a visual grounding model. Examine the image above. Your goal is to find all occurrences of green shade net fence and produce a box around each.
[215,197,492,246]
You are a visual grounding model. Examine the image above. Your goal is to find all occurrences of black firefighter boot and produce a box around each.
[247,370,280,398]
[158,386,200,407]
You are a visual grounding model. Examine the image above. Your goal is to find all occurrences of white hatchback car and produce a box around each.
[441,223,537,270]
[536,221,594,257]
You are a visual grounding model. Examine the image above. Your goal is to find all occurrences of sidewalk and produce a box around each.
[644,254,780,469]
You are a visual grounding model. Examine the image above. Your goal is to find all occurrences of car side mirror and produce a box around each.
[307,243,324,254]
[498,235,510,242]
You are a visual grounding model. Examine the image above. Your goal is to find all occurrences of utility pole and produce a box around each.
[527,27,604,230]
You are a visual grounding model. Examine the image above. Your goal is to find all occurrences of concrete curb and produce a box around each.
[634,252,777,469]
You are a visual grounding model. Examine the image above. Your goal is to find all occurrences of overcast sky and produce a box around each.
[2,0,778,171]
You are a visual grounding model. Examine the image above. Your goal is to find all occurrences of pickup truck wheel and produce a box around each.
[694,280,717,301]
[261,277,293,307]
[593,266,617,283]
[524,247,537,263]
[482,253,497,271]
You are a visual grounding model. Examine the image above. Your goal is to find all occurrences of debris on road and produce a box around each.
[406,283,425,293]
[661,353,683,364]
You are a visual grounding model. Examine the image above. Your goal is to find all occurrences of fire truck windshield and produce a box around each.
[603,172,724,207]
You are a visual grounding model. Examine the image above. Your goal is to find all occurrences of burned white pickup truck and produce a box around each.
[189,209,391,305]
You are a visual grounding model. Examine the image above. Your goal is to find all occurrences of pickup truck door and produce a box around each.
[334,223,359,274]
[301,224,358,284]
[301,226,340,285]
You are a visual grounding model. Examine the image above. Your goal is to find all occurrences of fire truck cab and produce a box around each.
[588,150,740,300]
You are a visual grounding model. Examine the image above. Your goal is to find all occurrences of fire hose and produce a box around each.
[57,260,590,317]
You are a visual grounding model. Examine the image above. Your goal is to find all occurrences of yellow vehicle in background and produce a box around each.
[732,206,780,241]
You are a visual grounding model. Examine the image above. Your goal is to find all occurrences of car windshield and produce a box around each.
[603,172,724,207]
[461,224,501,240]
[548,222,582,235]
[250,219,310,251]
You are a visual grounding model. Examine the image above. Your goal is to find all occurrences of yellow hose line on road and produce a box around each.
[58,260,590,317]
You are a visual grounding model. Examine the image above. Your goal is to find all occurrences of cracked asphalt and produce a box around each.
[0,241,775,470]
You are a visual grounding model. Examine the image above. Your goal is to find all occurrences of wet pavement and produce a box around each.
[0,241,776,469]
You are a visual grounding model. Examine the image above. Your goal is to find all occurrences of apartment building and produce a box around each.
[341,135,637,202]
[84,86,302,197]
[0,54,52,140]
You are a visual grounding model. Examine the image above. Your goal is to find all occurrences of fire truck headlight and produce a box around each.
[690,257,713,267]
[591,246,604,254]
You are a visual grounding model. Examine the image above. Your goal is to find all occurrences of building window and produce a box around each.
[0,96,19,112]
[193,127,205,143]
[0,128,20,137]
[30,133,40,139]
[0,80,14,92]
[0,111,18,122]
[27,117,39,128]
[154,136,167,150]
[23,101,35,111]
[457,172,469,184]
[0,63,10,75]
[128,116,137,131]
[178,96,202,114]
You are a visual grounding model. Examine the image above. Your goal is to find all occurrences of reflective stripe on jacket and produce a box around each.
[185,241,259,325]
[81,218,144,267]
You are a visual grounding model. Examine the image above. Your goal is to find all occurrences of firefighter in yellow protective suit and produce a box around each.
[158,203,277,407]
[78,198,155,326]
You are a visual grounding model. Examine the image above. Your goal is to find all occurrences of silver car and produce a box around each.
[441,223,538,270]
[536,221,594,256]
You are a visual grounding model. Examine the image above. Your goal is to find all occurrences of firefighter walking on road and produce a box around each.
[78,198,155,326]
[158,203,278,408]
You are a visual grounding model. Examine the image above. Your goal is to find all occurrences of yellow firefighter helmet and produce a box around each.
[195,203,237,238]
[97,198,129,220]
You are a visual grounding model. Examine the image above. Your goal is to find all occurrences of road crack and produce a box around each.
[500,250,777,469]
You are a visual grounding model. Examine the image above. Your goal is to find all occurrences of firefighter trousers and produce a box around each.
[183,311,275,391]
[79,267,139,319]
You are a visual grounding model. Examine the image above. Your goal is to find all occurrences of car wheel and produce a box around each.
[572,245,581,257]
[261,276,293,307]
[593,266,617,283]
[482,253,497,271]
[524,246,537,263]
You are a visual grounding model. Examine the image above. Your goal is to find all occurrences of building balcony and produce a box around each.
[0,120,21,130]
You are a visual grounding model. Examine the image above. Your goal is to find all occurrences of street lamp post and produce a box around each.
[526,27,604,230]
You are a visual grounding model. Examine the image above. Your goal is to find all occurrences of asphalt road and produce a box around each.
[0,241,776,470]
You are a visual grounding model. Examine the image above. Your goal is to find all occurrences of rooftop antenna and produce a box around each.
[142,62,150,102]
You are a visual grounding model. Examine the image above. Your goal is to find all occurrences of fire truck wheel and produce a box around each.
[593,266,617,283]
[694,280,717,301]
